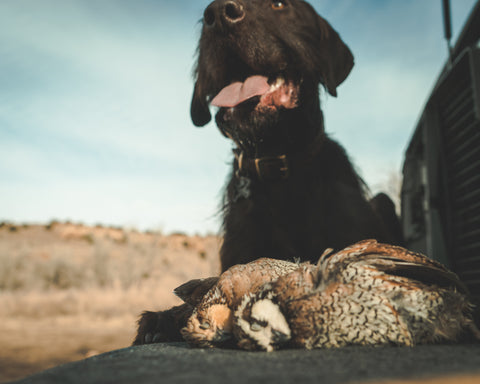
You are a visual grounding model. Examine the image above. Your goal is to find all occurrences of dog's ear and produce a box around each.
[190,81,212,127]
[315,14,354,97]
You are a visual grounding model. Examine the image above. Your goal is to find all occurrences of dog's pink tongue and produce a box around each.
[211,76,270,107]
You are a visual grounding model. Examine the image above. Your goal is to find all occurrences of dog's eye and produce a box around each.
[271,1,286,10]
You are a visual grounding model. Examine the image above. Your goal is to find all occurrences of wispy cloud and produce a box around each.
[0,0,477,232]
[321,0,477,191]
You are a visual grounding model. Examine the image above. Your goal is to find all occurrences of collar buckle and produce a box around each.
[254,155,289,181]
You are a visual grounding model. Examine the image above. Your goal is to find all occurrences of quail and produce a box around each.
[180,257,300,347]
[234,240,479,351]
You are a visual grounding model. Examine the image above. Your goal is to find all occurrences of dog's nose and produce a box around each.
[204,0,245,28]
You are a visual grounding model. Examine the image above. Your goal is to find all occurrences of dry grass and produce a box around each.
[0,222,221,383]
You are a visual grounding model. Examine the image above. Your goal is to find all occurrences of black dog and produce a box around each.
[134,0,402,345]
[191,0,402,270]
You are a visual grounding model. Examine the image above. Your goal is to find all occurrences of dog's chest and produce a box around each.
[232,176,252,203]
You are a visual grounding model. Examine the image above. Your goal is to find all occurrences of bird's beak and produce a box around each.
[212,329,232,344]
[272,330,290,345]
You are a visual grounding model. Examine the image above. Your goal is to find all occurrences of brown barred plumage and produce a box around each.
[234,240,479,351]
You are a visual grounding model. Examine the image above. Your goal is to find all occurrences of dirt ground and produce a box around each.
[0,222,221,383]
[0,317,134,383]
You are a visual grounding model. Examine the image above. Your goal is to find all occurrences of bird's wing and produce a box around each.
[358,255,468,293]
[317,239,468,293]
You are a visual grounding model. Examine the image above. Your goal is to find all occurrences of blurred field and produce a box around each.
[0,222,220,383]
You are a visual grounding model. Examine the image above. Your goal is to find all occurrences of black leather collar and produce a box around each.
[235,151,289,181]
[233,134,324,182]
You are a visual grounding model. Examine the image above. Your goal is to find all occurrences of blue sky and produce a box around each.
[0,0,477,234]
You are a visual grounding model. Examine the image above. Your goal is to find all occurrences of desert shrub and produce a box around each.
[92,244,114,288]
[114,234,128,245]
[45,220,59,231]
[0,252,30,290]
[0,249,87,291]
[81,234,95,244]
[36,257,87,290]
[0,226,220,296]
[170,231,187,237]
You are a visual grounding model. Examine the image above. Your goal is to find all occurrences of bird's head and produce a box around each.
[181,303,234,347]
[234,289,291,352]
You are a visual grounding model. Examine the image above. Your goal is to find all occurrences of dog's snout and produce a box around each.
[204,0,245,29]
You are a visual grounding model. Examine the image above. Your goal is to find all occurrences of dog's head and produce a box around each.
[190,0,354,128]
